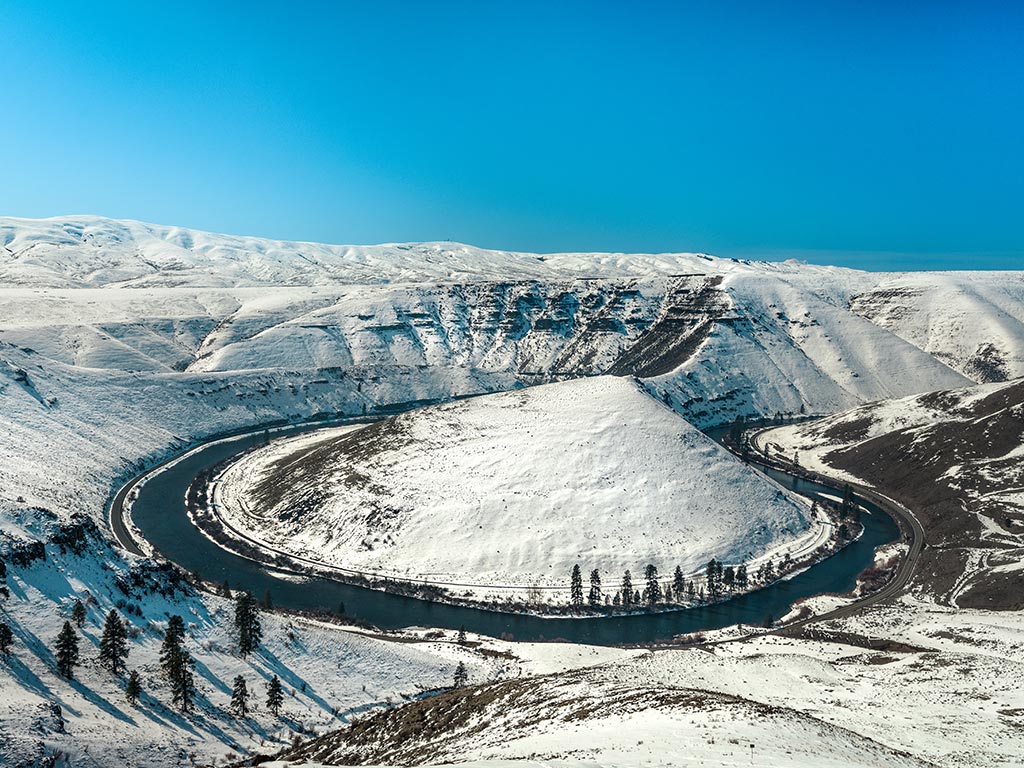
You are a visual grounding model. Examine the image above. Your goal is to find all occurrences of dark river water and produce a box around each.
[127,421,898,645]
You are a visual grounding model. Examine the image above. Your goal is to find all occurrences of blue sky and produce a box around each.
[1,1,1021,269]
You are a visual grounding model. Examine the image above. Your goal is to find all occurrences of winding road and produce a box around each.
[740,427,925,629]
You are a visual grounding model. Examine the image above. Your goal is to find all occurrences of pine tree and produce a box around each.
[0,620,13,655]
[841,484,853,518]
[160,615,195,712]
[588,569,602,606]
[621,570,633,607]
[673,565,685,597]
[569,564,584,607]
[644,564,661,605]
[55,621,79,679]
[736,564,748,590]
[706,559,720,598]
[663,584,673,602]
[723,566,735,591]
[260,589,273,610]
[99,609,129,675]
[220,580,231,597]
[234,591,263,656]
[266,674,284,716]
[457,626,467,645]
[687,580,696,600]
[231,675,249,717]
[125,670,141,705]
[71,599,86,628]
[453,661,468,688]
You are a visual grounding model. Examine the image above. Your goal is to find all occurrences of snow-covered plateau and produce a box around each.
[2,215,1024,766]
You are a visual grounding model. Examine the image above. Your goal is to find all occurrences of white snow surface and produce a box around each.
[2,215,1024,766]
[215,377,814,595]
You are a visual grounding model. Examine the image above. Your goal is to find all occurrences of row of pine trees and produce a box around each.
[568,556,784,609]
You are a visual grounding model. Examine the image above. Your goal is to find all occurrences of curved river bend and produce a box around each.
[125,422,898,646]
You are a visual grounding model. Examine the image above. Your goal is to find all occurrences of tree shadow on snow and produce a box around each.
[252,648,335,715]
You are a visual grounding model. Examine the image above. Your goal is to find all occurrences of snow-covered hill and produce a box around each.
[214,377,815,599]
[3,214,1024,765]
[2,215,1008,431]
[0,215,722,289]
[763,377,1024,609]
[280,605,1024,768]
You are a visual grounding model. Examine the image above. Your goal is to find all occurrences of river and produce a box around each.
[124,419,898,645]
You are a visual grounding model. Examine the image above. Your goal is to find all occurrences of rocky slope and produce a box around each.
[763,378,1024,609]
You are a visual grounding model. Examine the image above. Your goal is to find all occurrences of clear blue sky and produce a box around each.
[1,1,1021,269]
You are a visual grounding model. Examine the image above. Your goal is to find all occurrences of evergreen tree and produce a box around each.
[260,590,273,610]
[841,484,854,518]
[0,620,13,655]
[160,615,195,712]
[687,580,696,600]
[633,589,641,605]
[55,621,79,679]
[569,564,584,607]
[234,591,263,656]
[125,670,141,706]
[588,569,602,606]
[621,570,633,607]
[71,599,86,628]
[673,565,685,597]
[736,564,748,590]
[453,661,468,688]
[644,564,661,605]
[457,626,467,645]
[231,675,249,717]
[220,580,231,597]
[266,674,284,716]
[99,609,130,675]
[706,559,720,598]
[663,584,673,602]
[723,566,735,591]
[612,591,621,607]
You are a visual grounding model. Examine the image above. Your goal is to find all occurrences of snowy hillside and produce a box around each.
[850,271,1024,381]
[2,215,1008,431]
[0,215,721,288]
[763,378,1024,609]
[3,214,1024,765]
[280,603,1024,768]
[214,377,815,599]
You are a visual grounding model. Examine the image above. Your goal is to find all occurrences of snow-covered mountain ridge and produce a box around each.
[5,215,1022,431]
